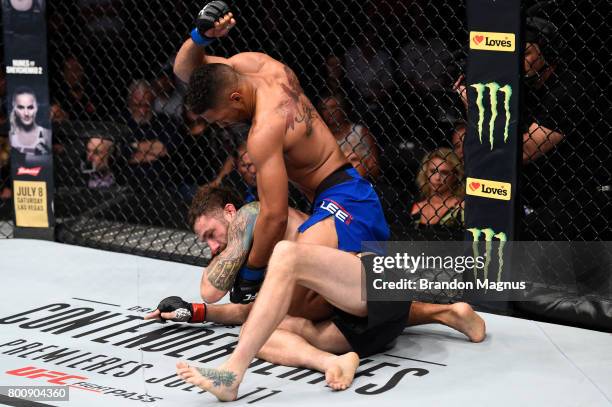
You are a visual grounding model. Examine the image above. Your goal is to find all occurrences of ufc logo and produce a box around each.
[6,366,87,384]
[320,200,353,224]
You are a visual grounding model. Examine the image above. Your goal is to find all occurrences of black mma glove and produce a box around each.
[156,296,206,323]
[229,265,265,304]
[191,1,230,46]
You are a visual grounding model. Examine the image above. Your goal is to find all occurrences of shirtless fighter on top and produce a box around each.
[174,1,389,317]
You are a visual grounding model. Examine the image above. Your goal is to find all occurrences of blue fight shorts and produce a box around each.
[298,164,390,252]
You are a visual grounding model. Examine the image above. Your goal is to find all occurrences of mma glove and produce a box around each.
[229,265,265,304]
[156,296,206,323]
[191,1,230,46]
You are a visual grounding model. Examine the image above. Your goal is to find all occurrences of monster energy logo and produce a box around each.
[468,227,507,283]
[471,82,512,150]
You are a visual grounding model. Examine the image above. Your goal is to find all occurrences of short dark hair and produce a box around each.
[188,185,244,228]
[185,63,238,114]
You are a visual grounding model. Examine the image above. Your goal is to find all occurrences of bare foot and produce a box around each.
[176,360,241,401]
[447,303,486,342]
[325,352,360,391]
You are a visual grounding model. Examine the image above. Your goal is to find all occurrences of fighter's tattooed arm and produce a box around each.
[205,202,260,292]
[279,66,318,137]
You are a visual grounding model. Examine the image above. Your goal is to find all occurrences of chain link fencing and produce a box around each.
[1,0,610,257]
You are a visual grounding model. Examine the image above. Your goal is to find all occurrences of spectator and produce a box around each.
[121,80,178,189]
[52,55,96,121]
[324,56,343,95]
[85,136,115,188]
[152,59,184,120]
[411,147,464,227]
[342,24,395,126]
[229,143,257,203]
[218,142,311,211]
[319,94,380,179]
[175,108,243,199]
[9,87,52,166]
[77,0,123,39]
[450,121,466,160]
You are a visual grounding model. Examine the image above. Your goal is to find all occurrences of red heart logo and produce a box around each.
[473,35,484,45]
[469,182,480,191]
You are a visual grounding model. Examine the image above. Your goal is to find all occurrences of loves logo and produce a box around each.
[466,177,511,201]
[469,31,515,52]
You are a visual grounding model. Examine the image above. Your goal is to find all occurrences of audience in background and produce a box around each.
[52,55,96,122]
[342,24,395,128]
[121,80,177,189]
[85,136,115,189]
[450,121,466,160]
[175,108,243,201]
[227,143,257,203]
[324,56,343,95]
[411,147,464,227]
[152,58,184,120]
[319,94,380,179]
[76,0,123,40]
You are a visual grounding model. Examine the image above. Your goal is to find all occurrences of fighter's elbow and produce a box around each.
[200,283,226,304]
[173,67,189,85]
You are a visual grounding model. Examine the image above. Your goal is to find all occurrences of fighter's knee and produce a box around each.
[272,240,296,257]
[270,240,299,269]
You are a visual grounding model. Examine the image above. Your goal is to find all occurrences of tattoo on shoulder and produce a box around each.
[196,367,237,387]
[206,203,259,292]
[279,66,317,137]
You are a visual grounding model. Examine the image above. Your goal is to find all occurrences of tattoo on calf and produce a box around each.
[207,203,259,291]
[279,66,317,137]
[196,367,237,387]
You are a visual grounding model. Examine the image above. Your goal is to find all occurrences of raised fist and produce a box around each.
[196,1,236,39]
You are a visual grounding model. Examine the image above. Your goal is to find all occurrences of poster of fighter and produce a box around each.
[2,0,55,229]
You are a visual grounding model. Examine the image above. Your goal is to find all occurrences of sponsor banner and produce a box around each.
[2,0,55,234]
[470,31,516,52]
[465,0,521,244]
[466,177,511,200]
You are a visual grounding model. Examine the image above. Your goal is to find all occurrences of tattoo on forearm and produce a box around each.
[207,203,259,291]
[196,367,237,387]
[279,66,317,137]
